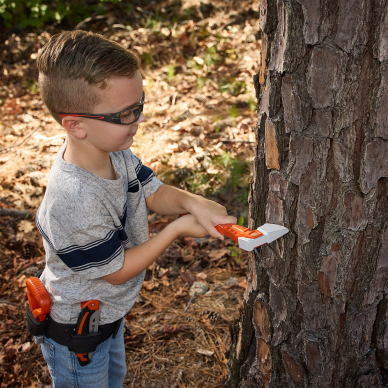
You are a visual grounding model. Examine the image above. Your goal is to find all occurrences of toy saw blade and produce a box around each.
[215,223,289,251]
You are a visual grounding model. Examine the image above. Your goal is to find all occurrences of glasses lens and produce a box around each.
[120,107,137,124]
[120,104,143,124]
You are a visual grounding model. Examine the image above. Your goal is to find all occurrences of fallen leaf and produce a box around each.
[161,27,170,36]
[37,176,48,187]
[18,220,35,233]
[142,281,159,291]
[164,143,179,153]
[224,277,238,288]
[175,287,188,297]
[196,272,207,280]
[208,248,230,261]
[17,274,27,287]
[13,362,22,375]
[181,269,195,286]
[238,278,247,289]
[206,166,220,174]
[124,334,146,346]
[184,237,197,247]
[197,349,214,356]
[4,99,22,115]
[21,341,31,352]
[193,56,204,65]
[126,313,137,321]
[178,33,189,45]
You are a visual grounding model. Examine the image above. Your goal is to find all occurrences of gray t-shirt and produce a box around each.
[37,139,163,324]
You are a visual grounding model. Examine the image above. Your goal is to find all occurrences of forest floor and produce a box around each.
[0,0,261,386]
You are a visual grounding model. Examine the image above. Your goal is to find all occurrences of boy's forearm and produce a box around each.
[146,184,202,215]
[146,184,236,240]
[102,223,178,285]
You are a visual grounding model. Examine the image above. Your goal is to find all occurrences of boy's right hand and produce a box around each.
[168,214,208,239]
[104,214,208,286]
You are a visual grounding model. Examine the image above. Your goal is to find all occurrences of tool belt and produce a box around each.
[26,305,122,354]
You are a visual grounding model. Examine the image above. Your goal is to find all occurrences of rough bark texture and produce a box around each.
[226,1,388,387]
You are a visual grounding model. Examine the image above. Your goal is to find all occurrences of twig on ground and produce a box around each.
[0,127,40,153]
[0,209,35,218]
[75,15,107,30]
[0,298,24,307]
[20,256,45,272]
[172,92,178,106]
[220,138,255,144]
[184,296,194,313]
[130,366,139,388]
[197,7,205,20]
[171,369,183,388]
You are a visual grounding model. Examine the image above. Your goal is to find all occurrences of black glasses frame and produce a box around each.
[59,92,145,125]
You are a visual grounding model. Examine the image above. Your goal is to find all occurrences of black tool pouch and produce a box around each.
[70,331,102,354]
[26,305,49,337]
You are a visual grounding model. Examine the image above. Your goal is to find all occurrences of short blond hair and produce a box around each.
[37,30,140,124]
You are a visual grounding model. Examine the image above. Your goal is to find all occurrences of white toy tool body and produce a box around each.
[215,223,289,251]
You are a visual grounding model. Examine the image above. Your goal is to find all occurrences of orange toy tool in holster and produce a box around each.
[25,277,102,367]
[26,277,51,344]
[75,300,100,366]
[25,277,101,367]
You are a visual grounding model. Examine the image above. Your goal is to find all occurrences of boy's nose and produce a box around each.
[137,113,146,124]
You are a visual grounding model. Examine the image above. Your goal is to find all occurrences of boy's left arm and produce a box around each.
[146,185,237,239]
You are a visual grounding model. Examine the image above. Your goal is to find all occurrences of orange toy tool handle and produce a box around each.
[76,300,100,335]
[215,224,263,242]
[76,300,100,366]
[26,277,51,322]
[181,215,263,243]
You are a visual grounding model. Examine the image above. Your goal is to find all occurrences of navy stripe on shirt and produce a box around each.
[128,163,155,192]
[135,161,142,174]
[137,164,154,184]
[128,178,140,193]
[141,174,154,187]
[36,209,57,253]
[72,245,123,272]
[58,231,123,271]
[36,204,129,271]
[120,206,127,229]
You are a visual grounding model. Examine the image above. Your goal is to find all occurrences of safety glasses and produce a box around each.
[59,92,145,125]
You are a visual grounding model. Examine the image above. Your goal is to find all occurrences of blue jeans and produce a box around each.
[40,320,126,388]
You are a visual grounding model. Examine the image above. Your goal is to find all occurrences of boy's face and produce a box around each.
[81,71,145,152]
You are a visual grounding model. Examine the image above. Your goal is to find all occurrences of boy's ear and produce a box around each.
[61,116,86,139]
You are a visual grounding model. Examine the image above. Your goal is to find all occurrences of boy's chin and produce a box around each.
[96,137,134,153]
[126,137,134,148]
[116,137,134,151]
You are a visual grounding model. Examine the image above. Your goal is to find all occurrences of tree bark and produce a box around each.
[226,1,388,387]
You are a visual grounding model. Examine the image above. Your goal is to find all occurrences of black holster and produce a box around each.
[26,305,50,337]
[26,306,122,356]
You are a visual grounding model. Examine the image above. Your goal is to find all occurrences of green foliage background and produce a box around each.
[0,0,129,29]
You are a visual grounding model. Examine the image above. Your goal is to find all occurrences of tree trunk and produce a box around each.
[226,1,388,387]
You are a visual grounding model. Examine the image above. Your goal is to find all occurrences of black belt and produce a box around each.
[26,305,122,354]
[45,314,122,353]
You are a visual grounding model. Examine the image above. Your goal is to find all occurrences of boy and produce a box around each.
[35,30,236,388]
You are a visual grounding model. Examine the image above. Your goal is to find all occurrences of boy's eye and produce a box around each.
[123,108,134,116]
[120,108,135,123]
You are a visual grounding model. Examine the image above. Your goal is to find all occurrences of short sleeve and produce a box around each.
[128,151,163,198]
[37,193,126,280]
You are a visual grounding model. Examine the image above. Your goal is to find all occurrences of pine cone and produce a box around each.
[194,94,207,104]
